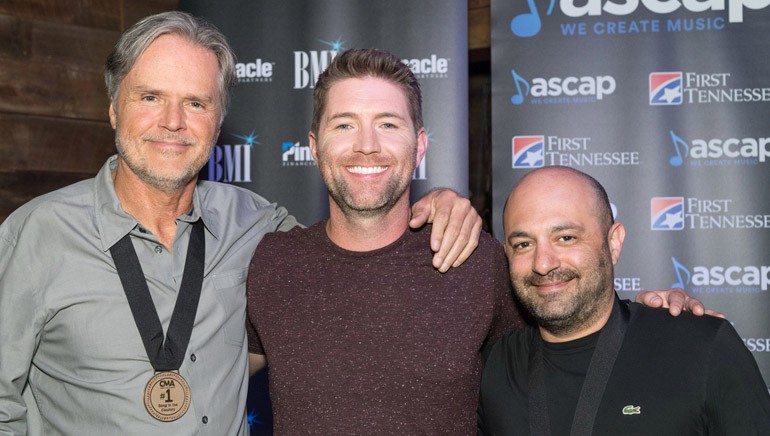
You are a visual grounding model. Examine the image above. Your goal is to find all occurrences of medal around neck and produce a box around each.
[144,371,191,421]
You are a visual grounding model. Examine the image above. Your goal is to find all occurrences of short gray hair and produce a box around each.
[104,11,236,122]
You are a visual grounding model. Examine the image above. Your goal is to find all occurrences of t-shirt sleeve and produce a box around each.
[485,242,528,346]
[706,320,770,433]
[245,235,272,355]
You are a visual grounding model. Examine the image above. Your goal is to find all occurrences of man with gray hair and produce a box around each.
[0,12,485,435]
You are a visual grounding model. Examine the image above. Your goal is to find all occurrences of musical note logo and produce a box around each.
[669,130,689,167]
[671,257,691,289]
[511,0,557,37]
[511,0,556,38]
[511,69,530,105]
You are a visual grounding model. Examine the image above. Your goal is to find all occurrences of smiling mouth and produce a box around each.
[347,166,388,175]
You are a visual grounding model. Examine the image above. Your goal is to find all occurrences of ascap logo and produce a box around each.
[510,69,616,105]
[510,0,767,38]
[668,130,769,167]
[671,257,770,293]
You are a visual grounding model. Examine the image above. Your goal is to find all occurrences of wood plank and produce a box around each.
[0,56,109,120]
[0,0,120,30]
[0,14,119,67]
[469,6,490,50]
[124,0,180,29]
[0,113,115,174]
[469,0,490,10]
[0,170,97,223]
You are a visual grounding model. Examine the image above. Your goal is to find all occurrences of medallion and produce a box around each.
[144,371,191,422]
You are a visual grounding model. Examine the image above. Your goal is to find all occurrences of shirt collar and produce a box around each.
[94,155,219,251]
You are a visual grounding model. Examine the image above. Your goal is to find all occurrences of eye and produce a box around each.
[558,235,576,243]
[335,123,352,130]
[141,95,157,102]
[189,101,205,109]
[511,241,531,252]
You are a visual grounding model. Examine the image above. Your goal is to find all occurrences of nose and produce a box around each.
[532,242,560,276]
[352,126,381,154]
[159,102,186,131]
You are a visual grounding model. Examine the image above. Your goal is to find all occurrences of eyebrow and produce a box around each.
[506,224,583,244]
[326,111,406,122]
[128,86,216,104]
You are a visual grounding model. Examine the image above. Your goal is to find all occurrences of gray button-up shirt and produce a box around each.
[0,155,299,435]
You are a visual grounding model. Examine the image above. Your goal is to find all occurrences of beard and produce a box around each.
[325,170,411,218]
[318,147,416,219]
[115,132,209,193]
[512,245,614,338]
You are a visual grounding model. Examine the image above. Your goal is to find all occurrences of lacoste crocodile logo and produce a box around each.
[622,405,641,415]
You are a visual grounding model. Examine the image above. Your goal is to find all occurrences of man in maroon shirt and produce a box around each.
[245,49,709,435]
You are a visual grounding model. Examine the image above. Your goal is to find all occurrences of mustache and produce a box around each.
[142,134,196,146]
[524,268,578,287]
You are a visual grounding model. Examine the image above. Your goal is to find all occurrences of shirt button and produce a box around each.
[202,416,208,424]
[190,354,197,362]
[154,245,163,254]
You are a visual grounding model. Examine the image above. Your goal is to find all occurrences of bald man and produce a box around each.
[478,166,770,435]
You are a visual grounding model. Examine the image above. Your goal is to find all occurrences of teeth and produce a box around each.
[348,166,387,174]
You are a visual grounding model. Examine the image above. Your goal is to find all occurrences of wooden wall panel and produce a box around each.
[0,57,109,120]
[0,171,94,222]
[0,0,121,29]
[0,0,179,223]
[469,0,490,51]
[0,113,115,173]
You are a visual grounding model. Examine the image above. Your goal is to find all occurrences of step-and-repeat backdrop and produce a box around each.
[491,0,770,388]
[180,1,469,433]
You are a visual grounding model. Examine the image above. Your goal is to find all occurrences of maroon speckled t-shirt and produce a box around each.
[246,221,526,435]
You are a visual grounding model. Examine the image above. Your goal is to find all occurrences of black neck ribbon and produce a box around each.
[110,220,205,372]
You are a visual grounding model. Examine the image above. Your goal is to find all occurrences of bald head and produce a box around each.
[504,166,614,239]
[502,166,625,342]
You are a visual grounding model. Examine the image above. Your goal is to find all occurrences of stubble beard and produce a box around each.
[319,147,416,219]
[115,133,210,193]
[513,246,614,338]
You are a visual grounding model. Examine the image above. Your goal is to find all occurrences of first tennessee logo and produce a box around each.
[651,197,684,230]
[649,72,683,105]
[512,136,544,168]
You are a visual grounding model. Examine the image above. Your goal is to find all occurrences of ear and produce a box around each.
[308,131,319,161]
[415,127,428,167]
[608,222,625,265]
[108,103,117,129]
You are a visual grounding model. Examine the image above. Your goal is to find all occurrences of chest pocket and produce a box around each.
[213,268,248,347]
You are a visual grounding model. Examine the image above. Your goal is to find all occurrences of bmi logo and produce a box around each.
[206,132,256,183]
[651,197,684,230]
[294,37,344,89]
[512,136,544,168]
[649,72,682,105]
